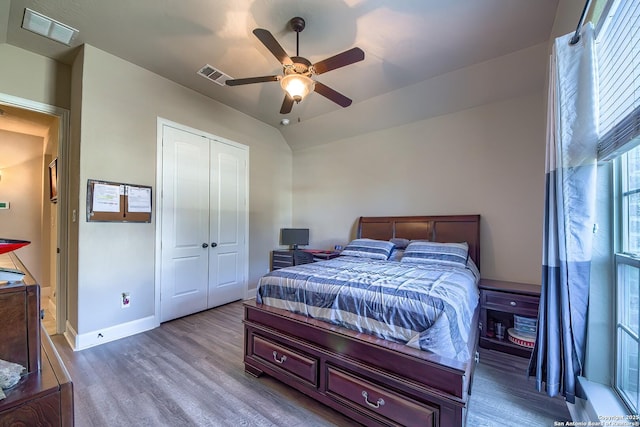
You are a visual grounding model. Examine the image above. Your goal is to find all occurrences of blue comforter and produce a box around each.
[256,256,480,362]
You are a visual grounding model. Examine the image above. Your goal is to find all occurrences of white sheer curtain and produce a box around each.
[528,23,598,403]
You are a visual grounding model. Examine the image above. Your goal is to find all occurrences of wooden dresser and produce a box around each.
[0,253,74,426]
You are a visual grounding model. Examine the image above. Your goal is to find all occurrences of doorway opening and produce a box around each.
[0,94,70,335]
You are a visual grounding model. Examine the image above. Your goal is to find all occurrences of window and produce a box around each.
[599,0,640,414]
[597,0,640,161]
[616,146,640,413]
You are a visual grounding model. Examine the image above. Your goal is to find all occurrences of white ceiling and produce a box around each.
[0,103,55,139]
[0,0,560,149]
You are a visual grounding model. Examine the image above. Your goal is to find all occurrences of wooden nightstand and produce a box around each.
[271,250,296,270]
[479,278,541,358]
[271,250,341,270]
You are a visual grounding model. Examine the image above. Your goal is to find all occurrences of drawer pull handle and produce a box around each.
[510,301,517,306]
[272,351,287,364]
[361,391,385,409]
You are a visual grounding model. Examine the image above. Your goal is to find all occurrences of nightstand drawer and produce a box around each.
[483,290,539,316]
[271,251,294,270]
[272,252,293,262]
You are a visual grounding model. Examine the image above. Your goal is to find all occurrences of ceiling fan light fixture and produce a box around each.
[280,74,315,103]
[226,17,363,113]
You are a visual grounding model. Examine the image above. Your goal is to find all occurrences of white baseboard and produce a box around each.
[63,316,158,351]
[566,399,588,423]
[570,376,629,422]
[63,322,78,350]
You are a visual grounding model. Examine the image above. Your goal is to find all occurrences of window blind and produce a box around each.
[596,0,640,161]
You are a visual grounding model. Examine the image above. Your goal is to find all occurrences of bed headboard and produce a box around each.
[357,215,481,268]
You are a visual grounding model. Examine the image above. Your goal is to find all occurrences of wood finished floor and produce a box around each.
[41,294,56,336]
[51,301,571,427]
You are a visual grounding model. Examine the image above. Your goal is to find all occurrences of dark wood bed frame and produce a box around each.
[243,215,481,426]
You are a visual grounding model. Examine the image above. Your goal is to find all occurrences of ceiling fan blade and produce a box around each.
[225,76,279,86]
[314,82,352,107]
[280,94,294,114]
[312,47,365,75]
[253,28,293,66]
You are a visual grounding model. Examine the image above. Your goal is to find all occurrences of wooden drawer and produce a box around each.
[272,251,293,270]
[0,391,61,427]
[326,366,437,427]
[0,329,74,427]
[483,290,539,317]
[0,284,40,373]
[250,335,318,386]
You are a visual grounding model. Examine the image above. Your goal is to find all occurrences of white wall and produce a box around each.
[0,130,45,281]
[293,92,545,283]
[0,44,71,109]
[72,44,292,338]
[285,42,547,151]
[0,42,67,314]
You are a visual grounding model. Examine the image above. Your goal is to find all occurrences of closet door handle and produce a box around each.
[202,243,209,248]
[211,242,218,248]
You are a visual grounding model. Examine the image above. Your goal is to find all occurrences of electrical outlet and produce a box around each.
[121,292,131,308]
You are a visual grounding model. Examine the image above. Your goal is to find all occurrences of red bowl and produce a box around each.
[0,239,31,255]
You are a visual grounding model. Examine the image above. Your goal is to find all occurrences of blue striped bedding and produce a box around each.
[256,256,480,362]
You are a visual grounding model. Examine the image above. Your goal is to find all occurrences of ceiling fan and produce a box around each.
[225,17,365,114]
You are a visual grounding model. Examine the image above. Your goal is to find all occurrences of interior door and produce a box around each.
[208,141,247,307]
[160,126,210,322]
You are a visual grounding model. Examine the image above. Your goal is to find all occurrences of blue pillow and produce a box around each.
[401,241,469,268]
[388,248,404,261]
[341,238,395,260]
[389,238,410,249]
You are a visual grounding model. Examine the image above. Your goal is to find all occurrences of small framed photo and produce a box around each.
[49,158,58,203]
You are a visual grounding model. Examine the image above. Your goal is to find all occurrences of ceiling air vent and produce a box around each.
[197,64,232,86]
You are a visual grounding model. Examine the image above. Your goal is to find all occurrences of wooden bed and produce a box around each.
[243,215,481,426]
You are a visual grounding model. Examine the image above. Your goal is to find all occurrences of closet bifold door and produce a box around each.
[160,126,210,322]
[160,125,248,322]
[206,140,247,308]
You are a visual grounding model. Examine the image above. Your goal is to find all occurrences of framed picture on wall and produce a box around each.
[49,158,58,203]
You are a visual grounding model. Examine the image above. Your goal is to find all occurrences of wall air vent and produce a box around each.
[197,65,232,86]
